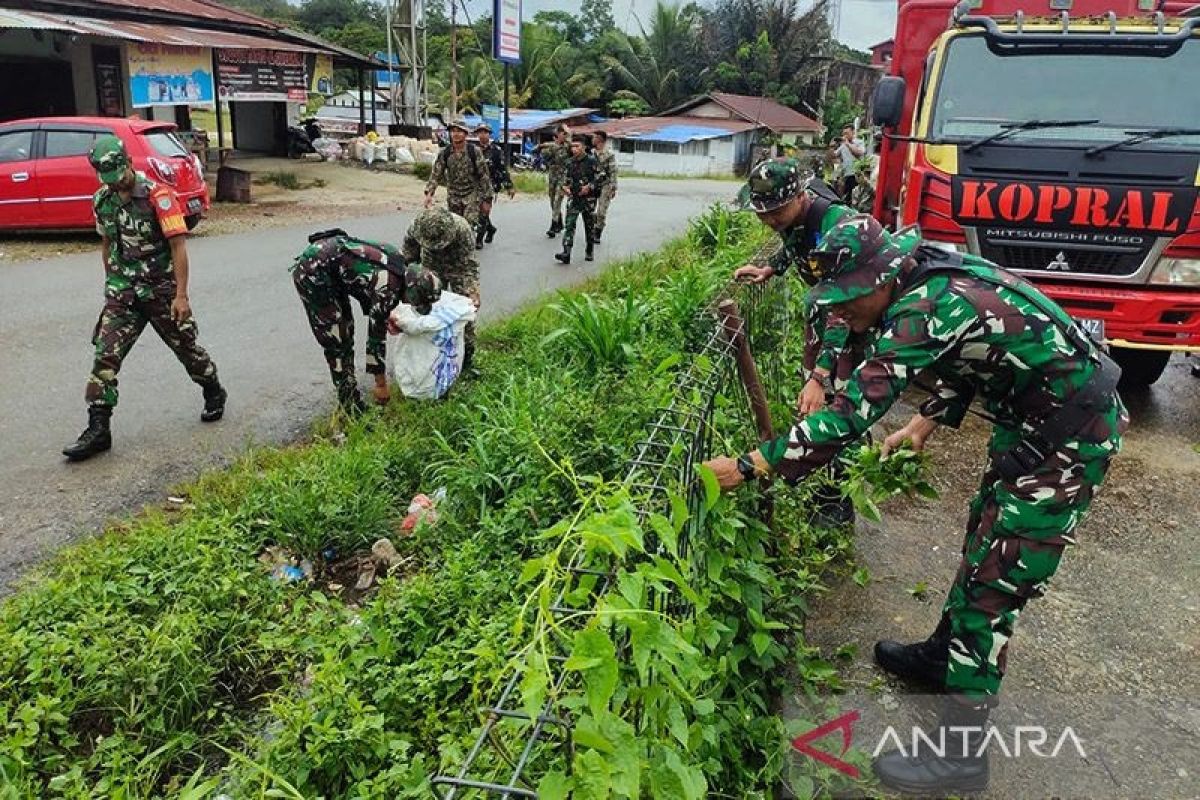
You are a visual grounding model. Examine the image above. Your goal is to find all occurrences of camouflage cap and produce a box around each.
[473,122,491,133]
[447,116,470,132]
[409,208,459,252]
[89,135,130,184]
[743,157,804,213]
[807,214,914,307]
[405,266,442,314]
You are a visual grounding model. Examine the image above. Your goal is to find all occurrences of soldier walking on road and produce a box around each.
[63,135,226,462]
[291,229,441,414]
[590,131,618,244]
[536,124,571,237]
[474,123,515,248]
[403,208,482,370]
[425,117,493,250]
[555,136,607,265]
[705,215,1127,795]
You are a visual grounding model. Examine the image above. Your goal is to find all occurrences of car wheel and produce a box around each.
[185,213,201,231]
[1111,346,1170,389]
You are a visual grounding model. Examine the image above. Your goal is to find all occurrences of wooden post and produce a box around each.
[718,299,775,527]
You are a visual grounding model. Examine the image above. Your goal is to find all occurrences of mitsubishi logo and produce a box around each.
[1047,251,1071,271]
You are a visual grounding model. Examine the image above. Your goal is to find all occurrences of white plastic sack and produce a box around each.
[394,146,415,165]
[389,291,477,400]
[417,150,437,165]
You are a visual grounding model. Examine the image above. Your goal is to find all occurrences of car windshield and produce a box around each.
[929,34,1200,149]
[141,129,190,158]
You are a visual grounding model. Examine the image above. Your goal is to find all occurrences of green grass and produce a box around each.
[511,170,547,194]
[252,171,327,191]
[0,208,898,798]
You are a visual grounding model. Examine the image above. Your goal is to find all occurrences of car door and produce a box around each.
[0,128,39,229]
[36,127,106,229]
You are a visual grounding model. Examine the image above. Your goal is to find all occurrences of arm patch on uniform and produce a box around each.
[152,188,187,238]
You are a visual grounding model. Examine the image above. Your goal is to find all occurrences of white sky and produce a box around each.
[457,0,896,52]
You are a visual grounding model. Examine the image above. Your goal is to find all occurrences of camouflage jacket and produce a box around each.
[292,236,410,373]
[94,173,188,298]
[760,252,1113,484]
[402,212,479,285]
[427,143,493,201]
[768,197,857,373]
[539,141,571,181]
[563,153,606,202]
[594,149,617,192]
[480,141,513,193]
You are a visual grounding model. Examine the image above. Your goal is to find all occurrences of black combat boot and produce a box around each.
[875,613,951,690]
[484,222,497,243]
[337,385,368,416]
[546,220,561,238]
[475,225,485,249]
[554,247,571,264]
[872,697,991,794]
[585,243,595,262]
[63,407,112,462]
[809,483,855,529]
[593,226,603,243]
[201,382,227,422]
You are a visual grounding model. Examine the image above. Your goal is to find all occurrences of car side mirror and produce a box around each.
[872,77,907,129]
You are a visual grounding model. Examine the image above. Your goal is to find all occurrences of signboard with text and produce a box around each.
[127,43,215,108]
[493,0,522,64]
[217,48,307,102]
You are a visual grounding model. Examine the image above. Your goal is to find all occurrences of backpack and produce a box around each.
[436,142,482,180]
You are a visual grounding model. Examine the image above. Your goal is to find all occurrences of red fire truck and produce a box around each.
[872,0,1200,386]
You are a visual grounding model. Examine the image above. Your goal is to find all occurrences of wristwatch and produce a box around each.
[736,454,758,482]
[810,372,834,394]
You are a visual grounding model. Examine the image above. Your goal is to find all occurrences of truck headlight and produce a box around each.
[1149,259,1200,286]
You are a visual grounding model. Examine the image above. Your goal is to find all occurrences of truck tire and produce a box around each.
[185,213,201,231]
[1111,347,1170,389]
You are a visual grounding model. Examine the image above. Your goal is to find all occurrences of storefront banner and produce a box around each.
[306,53,334,95]
[127,43,215,108]
[217,48,307,102]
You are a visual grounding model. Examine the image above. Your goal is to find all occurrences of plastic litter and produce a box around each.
[401,487,446,532]
[260,546,313,583]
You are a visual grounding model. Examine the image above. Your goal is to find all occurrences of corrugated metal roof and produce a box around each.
[56,0,280,31]
[0,10,317,51]
[578,115,760,143]
[451,108,596,132]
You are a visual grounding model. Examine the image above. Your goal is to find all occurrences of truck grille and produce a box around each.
[978,243,1147,277]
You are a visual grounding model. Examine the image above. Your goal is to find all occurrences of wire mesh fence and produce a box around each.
[431,274,800,799]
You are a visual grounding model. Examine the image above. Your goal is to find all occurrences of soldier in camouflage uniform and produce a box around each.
[474,123,515,248]
[536,124,572,237]
[425,117,493,249]
[590,131,618,243]
[63,135,225,462]
[733,157,863,527]
[554,135,607,265]
[706,214,1126,794]
[403,208,481,370]
[291,229,441,414]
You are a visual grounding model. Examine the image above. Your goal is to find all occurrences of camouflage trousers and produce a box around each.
[291,262,381,398]
[594,185,615,233]
[441,269,480,369]
[548,177,565,226]
[447,193,482,229]
[942,396,1127,699]
[86,281,218,409]
[562,199,597,250]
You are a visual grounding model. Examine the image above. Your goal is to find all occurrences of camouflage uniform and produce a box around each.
[757,215,1127,700]
[539,139,572,231]
[592,146,618,237]
[291,232,440,406]
[88,174,219,409]
[477,134,513,245]
[426,142,493,231]
[560,149,607,254]
[403,208,480,367]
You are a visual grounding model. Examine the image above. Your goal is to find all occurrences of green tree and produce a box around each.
[532,10,587,42]
[296,0,383,33]
[581,0,616,40]
[820,86,864,143]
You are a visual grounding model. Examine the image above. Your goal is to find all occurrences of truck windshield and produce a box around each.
[929,34,1200,150]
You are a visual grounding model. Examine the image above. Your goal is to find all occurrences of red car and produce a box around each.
[0,116,210,232]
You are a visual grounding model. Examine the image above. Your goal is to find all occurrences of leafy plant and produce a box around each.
[843,443,938,522]
[543,292,649,371]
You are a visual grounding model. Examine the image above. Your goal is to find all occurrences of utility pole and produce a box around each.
[390,0,428,126]
[449,0,458,118]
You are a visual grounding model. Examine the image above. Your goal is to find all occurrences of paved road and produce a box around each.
[0,178,736,592]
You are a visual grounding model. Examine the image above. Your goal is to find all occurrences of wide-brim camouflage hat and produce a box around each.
[89,134,130,184]
[807,214,914,307]
[744,157,803,213]
[447,117,470,132]
[410,208,458,251]
[473,122,491,133]
[405,266,442,314]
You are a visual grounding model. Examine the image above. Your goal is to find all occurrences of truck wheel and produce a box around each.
[1111,347,1170,389]
[185,214,201,231]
